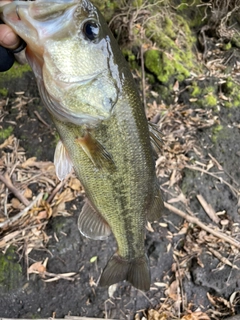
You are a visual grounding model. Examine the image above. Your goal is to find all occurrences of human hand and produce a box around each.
[0,1,23,72]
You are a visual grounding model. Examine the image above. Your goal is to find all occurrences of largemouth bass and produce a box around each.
[1,0,164,291]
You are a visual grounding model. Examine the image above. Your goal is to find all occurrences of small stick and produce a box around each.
[0,193,43,229]
[196,194,220,224]
[0,173,29,206]
[185,164,239,198]
[34,111,51,128]
[164,202,240,249]
[47,174,71,204]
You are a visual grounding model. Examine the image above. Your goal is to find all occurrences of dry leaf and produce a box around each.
[148,309,168,320]
[68,178,82,191]
[11,198,22,210]
[23,187,33,199]
[28,261,46,274]
[181,312,210,320]
[21,157,37,168]
[0,135,14,149]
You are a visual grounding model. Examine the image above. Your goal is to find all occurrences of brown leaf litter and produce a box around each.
[0,135,83,257]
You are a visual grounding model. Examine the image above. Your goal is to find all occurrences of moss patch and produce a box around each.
[0,62,31,81]
[211,124,223,143]
[143,7,200,90]
[91,0,119,21]
[203,93,218,107]
[221,77,240,108]
[0,88,8,97]
[0,126,13,141]
[0,246,22,292]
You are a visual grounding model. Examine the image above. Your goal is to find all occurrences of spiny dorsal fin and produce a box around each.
[78,200,111,240]
[148,122,164,154]
[75,131,115,170]
[54,140,73,181]
[147,184,164,222]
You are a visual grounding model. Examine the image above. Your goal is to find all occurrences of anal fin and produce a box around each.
[76,131,115,170]
[78,200,111,240]
[99,254,150,291]
[54,140,73,181]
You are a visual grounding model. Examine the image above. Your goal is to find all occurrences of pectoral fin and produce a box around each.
[76,131,115,170]
[78,200,111,240]
[148,122,163,154]
[54,140,73,181]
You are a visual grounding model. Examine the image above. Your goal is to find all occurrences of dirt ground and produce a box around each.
[0,14,240,320]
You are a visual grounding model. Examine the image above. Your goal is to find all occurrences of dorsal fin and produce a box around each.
[78,200,111,240]
[54,140,73,181]
[147,184,164,222]
[148,122,164,154]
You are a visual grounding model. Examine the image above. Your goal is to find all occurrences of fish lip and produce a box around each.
[1,1,78,46]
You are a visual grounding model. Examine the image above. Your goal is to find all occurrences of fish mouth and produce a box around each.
[0,1,78,50]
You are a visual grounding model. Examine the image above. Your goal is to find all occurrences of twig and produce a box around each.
[196,194,220,224]
[164,202,240,249]
[0,193,43,229]
[34,111,51,128]
[0,173,29,206]
[47,174,71,204]
[185,164,239,198]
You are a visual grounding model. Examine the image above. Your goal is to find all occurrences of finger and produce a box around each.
[0,24,20,49]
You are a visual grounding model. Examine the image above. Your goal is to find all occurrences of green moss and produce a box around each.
[146,72,155,85]
[92,0,118,21]
[0,246,22,292]
[122,49,136,62]
[232,34,240,48]
[223,42,232,51]
[224,77,234,91]
[221,77,240,107]
[164,17,176,39]
[233,95,240,107]
[0,62,31,81]
[190,81,202,97]
[224,101,232,108]
[144,11,199,88]
[0,126,13,140]
[144,49,190,84]
[0,88,8,96]
[212,124,223,143]
[175,0,206,28]
[203,86,215,95]
[203,93,217,107]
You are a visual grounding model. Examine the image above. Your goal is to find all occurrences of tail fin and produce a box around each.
[99,254,150,291]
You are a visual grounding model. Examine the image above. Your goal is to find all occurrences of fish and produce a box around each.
[1,0,164,291]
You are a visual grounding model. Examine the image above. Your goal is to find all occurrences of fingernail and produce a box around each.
[2,31,20,48]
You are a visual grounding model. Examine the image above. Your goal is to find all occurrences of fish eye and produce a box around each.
[82,20,100,41]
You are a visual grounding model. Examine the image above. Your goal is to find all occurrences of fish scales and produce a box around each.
[53,82,153,260]
[0,0,164,290]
